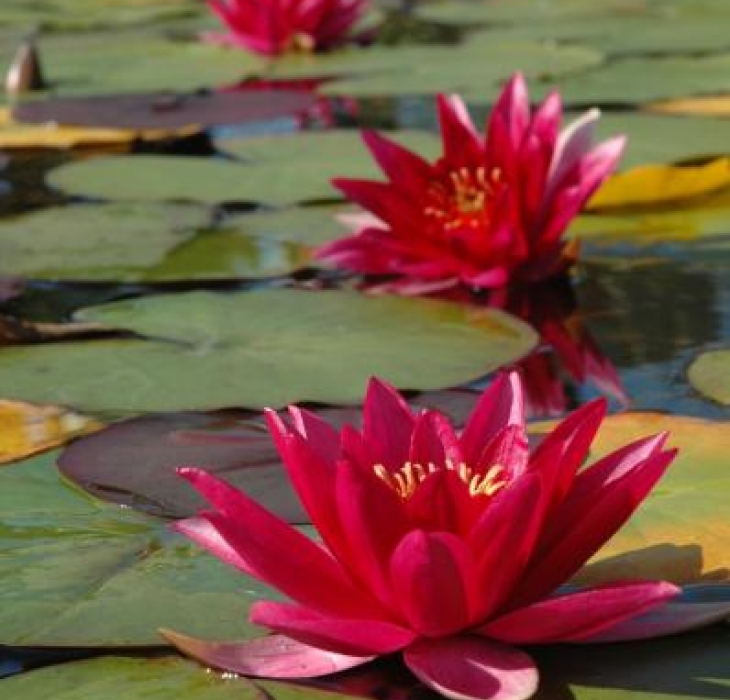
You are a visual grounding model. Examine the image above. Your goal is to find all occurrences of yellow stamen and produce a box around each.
[373,460,506,500]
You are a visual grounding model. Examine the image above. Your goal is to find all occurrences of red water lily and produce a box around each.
[162,372,722,700]
[317,74,625,292]
[204,0,368,56]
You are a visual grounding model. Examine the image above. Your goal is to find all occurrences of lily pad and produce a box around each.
[0,289,537,413]
[4,627,730,700]
[0,107,193,150]
[48,155,347,205]
[225,206,352,247]
[1,30,264,100]
[570,207,730,244]
[318,39,602,97]
[0,655,364,700]
[0,452,273,647]
[590,113,730,169]
[55,389,480,519]
[539,53,730,106]
[687,349,730,406]
[0,202,211,282]
[12,90,318,131]
[589,160,730,211]
[0,400,101,464]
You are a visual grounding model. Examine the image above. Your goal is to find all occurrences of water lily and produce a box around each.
[204,0,368,56]
[317,74,625,292]
[163,372,702,700]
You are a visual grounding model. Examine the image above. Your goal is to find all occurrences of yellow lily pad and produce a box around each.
[0,107,197,149]
[589,158,730,211]
[0,399,102,464]
[647,95,730,118]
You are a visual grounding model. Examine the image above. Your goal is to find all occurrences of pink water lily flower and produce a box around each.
[205,0,368,56]
[161,372,723,700]
[317,74,625,292]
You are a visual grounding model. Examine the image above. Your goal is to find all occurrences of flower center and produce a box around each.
[373,460,506,500]
[424,166,502,232]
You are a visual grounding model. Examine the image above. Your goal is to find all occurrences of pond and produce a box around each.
[0,1,729,699]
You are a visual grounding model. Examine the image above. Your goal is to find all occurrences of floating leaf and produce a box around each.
[48,155,338,205]
[0,107,195,150]
[570,206,730,244]
[648,95,730,118]
[4,626,730,700]
[0,400,101,464]
[687,349,730,406]
[317,39,601,97]
[225,206,351,247]
[15,31,264,96]
[590,112,730,169]
[588,159,730,211]
[12,90,318,131]
[0,289,537,413]
[538,53,730,106]
[0,655,367,700]
[56,389,479,519]
[0,202,210,282]
[0,452,275,647]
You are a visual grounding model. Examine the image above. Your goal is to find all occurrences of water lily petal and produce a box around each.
[288,405,341,465]
[461,371,525,467]
[530,397,607,507]
[177,468,381,618]
[437,94,483,166]
[469,472,545,618]
[582,585,730,642]
[486,73,530,163]
[512,449,677,605]
[390,530,473,636]
[536,432,669,554]
[545,108,599,198]
[362,376,415,471]
[362,130,433,193]
[479,580,679,643]
[404,635,538,700]
[475,424,529,478]
[250,601,415,656]
[334,459,408,603]
[161,628,373,677]
[172,514,255,576]
[265,428,347,559]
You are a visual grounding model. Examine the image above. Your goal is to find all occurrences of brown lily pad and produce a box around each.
[56,389,480,520]
[12,90,318,131]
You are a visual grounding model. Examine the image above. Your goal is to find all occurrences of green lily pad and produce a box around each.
[0,289,537,413]
[318,39,602,97]
[687,349,730,406]
[213,130,439,199]
[10,31,263,97]
[538,53,730,107]
[586,113,730,169]
[225,206,352,247]
[0,202,209,282]
[0,655,367,700]
[0,452,273,647]
[570,208,730,244]
[48,153,359,206]
[0,0,203,32]
[3,629,730,700]
[47,128,447,211]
